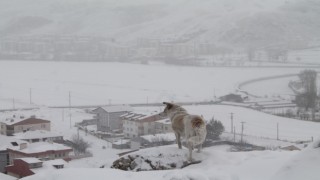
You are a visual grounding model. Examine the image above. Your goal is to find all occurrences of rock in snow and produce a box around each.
[110,146,203,171]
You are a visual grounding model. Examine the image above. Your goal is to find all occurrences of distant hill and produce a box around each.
[0,0,319,49]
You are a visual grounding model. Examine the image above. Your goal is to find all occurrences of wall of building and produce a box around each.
[97,110,127,132]
[0,123,6,135]
[123,120,139,138]
[14,123,50,134]
[0,150,8,173]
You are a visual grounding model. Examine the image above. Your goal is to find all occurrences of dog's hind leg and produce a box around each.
[197,144,202,153]
[187,141,194,161]
[175,133,182,149]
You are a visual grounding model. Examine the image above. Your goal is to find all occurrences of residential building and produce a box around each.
[219,93,244,103]
[0,135,26,173]
[5,158,67,178]
[0,115,50,136]
[121,112,167,138]
[93,105,133,132]
[7,142,72,164]
[13,130,63,143]
[154,119,172,134]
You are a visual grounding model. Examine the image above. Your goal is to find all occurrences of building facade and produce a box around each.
[122,112,168,138]
[93,105,132,132]
[0,115,51,136]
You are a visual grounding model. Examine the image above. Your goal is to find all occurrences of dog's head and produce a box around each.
[159,102,181,118]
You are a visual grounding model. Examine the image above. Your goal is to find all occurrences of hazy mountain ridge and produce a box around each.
[0,0,319,49]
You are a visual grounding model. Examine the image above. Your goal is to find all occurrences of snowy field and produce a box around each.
[240,76,298,98]
[0,61,308,109]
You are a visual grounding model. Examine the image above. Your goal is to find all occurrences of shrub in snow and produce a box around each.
[71,135,91,156]
[206,118,225,140]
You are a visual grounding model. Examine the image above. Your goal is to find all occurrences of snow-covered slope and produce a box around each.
[21,143,303,180]
[271,139,320,180]
[1,0,319,48]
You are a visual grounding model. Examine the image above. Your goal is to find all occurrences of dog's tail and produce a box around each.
[188,117,207,146]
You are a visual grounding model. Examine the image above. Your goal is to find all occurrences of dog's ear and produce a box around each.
[163,102,174,110]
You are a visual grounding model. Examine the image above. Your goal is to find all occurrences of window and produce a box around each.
[41,124,46,128]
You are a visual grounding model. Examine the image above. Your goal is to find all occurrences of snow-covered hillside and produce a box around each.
[1,0,319,48]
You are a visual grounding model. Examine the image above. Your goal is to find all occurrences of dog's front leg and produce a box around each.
[175,133,182,149]
[188,141,193,162]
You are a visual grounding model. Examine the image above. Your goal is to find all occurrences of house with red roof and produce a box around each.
[5,158,67,178]
[0,115,50,136]
[7,142,72,164]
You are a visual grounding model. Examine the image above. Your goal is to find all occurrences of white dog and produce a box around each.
[160,102,207,161]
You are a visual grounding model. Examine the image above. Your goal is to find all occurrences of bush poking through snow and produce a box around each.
[206,118,225,140]
[71,134,91,156]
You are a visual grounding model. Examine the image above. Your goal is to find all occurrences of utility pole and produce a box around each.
[230,113,234,133]
[69,91,72,128]
[240,121,245,144]
[29,88,32,104]
[277,123,279,140]
[62,108,64,121]
[77,127,80,140]
[233,126,236,142]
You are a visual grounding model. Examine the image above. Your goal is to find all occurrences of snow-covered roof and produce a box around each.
[141,133,175,143]
[96,105,133,113]
[31,159,68,174]
[119,112,131,117]
[45,159,67,166]
[0,113,28,125]
[18,157,42,164]
[0,134,28,151]
[0,172,16,180]
[0,114,50,126]
[14,130,62,140]
[155,119,171,125]
[113,139,130,145]
[9,141,72,154]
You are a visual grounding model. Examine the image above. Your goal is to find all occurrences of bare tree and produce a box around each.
[296,69,318,121]
[71,135,91,156]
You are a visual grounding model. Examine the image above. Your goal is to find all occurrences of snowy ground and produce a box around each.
[0,61,308,109]
[22,143,320,180]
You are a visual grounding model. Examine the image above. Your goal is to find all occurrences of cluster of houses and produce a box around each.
[0,35,133,62]
[0,114,72,179]
[77,105,174,150]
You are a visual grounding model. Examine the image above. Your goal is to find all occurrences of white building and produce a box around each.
[121,112,171,138]
[93,105,133,132]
